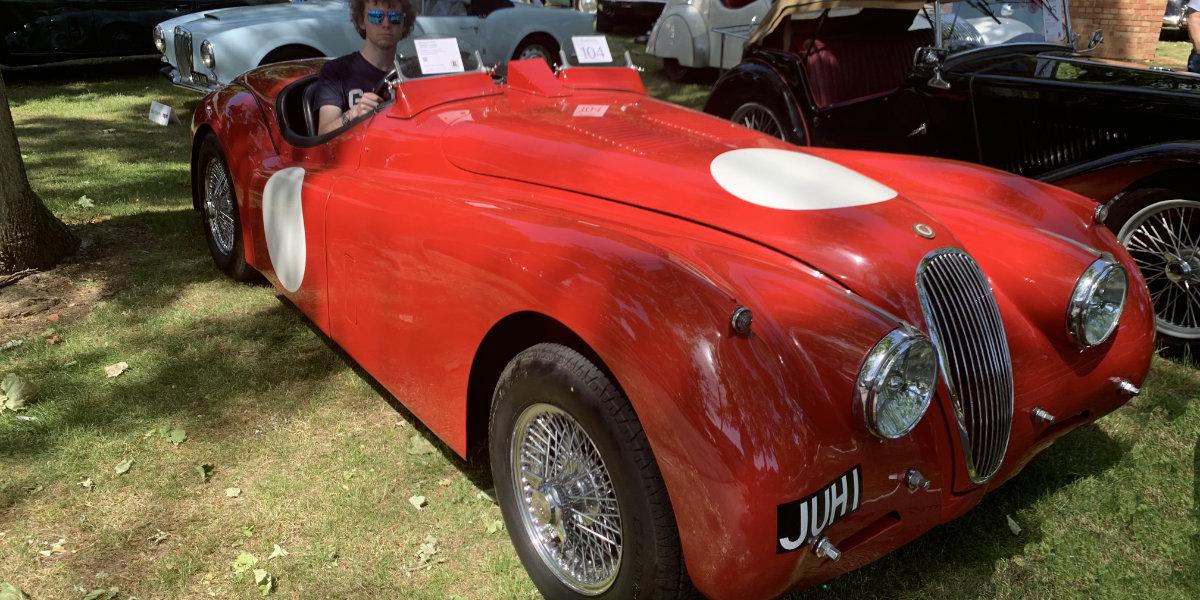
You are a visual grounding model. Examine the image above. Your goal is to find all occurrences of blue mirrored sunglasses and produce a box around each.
[366,9,404,24]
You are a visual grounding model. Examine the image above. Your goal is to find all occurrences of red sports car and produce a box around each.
[189,45,1155,600]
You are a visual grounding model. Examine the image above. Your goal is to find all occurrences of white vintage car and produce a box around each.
[155,0,595,91]
[646,0,768,80]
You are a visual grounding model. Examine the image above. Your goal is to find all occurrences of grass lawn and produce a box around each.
[1,40,1199,600]
[1154,41,1195,70]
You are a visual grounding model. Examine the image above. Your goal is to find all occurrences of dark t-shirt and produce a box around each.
[315,52,387,113]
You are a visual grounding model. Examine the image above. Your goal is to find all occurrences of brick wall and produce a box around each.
[1069,0,1165,61]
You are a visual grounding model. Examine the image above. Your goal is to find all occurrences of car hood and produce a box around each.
[972,51,1200,100]
[170,0,345,34]
[440,96,1093,318]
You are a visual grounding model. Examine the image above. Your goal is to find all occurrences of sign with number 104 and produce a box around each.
[572,36,613,64]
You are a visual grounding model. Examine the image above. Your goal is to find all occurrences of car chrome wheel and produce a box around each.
[732,102,785,140]
[510,403,622,595]
[204,157,236,256]
[1117,198,1200,340]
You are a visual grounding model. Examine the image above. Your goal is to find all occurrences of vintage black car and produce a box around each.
[705,0,1200,354]
[0,0,283,67]
[596,0,667,31]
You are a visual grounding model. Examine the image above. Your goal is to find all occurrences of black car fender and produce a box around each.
[704,50,810,145]
[1042,141,1200,204]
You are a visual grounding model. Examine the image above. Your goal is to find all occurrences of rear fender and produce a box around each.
[191,84,277,270]
[704,53,808,144]
[649,8,705,66]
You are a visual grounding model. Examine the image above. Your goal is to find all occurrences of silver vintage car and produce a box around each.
[646,0,767,80]
[156,0,595,92]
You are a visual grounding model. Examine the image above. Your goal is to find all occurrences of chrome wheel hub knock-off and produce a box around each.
[511,404,622,595]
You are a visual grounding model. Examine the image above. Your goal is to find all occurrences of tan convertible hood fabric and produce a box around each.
[748,0,926,44]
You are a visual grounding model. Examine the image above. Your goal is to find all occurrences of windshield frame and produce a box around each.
[919,0,1075,56]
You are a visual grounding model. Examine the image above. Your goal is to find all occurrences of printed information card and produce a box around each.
[571,36,613,64]
[416,38,465,75]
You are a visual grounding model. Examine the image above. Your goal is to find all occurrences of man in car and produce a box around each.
[1189,0,1200,73]
[316,0,415,135]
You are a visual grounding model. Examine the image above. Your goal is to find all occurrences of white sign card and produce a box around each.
[572,104,608,118]
[572,36,613,64]
[415,38,465,75]
[148,101,176,126]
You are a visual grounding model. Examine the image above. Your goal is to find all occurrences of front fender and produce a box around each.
[1041,141,1200,204]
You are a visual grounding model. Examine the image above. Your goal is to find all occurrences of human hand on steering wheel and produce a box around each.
[345,92,383,122]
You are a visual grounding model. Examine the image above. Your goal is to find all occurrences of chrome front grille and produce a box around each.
[916,249,1014,483]
[174,27,193,82]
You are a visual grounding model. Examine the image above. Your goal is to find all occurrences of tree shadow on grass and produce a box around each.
[783,424,1129,600]
[2,56,165,84]
[0,209,327,459]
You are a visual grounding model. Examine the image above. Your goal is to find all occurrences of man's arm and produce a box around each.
[317,94,382,136]
[1190,9,1200,53]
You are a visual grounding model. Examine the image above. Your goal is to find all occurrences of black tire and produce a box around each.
[1105,187,1200,358]
[196,136,254,281]
[489,344,693,600]
[660,58,692,83]
[514,39,559,69]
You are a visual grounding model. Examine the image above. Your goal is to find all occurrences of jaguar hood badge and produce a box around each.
[913,223,935,239]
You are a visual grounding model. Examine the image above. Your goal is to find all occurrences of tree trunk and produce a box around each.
[0,69,79,276]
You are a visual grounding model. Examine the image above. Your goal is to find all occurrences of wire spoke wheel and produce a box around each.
[732,102,785,140]
[1117,199,1200,340]
[204,157,236,256]
[510,403,622,595]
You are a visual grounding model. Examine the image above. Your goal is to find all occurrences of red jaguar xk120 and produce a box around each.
[189,37,1154,600]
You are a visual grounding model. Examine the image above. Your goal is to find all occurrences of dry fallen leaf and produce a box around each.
[46,314,60,323]
[104,362,129,378]
[408,495,428,510]
[1006,514,1021,536]
[44,335,61,345]
[38,538,67,557]
[78,478,94,491]
[225,487,242,498]
[114,459,133,475]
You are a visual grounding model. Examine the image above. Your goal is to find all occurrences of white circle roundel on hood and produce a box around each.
[262,167,307,293]
[710,148,897,210]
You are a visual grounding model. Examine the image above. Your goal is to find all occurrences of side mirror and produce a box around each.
[1086,29,1103,52]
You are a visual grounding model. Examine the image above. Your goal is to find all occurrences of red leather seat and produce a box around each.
[792,29,934,109]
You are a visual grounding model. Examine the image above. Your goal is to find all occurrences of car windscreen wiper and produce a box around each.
[965,0,1001,24]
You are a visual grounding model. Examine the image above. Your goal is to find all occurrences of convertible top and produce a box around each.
[748,0,925,44]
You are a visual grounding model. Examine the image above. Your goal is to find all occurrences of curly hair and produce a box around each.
[350,0,416,40]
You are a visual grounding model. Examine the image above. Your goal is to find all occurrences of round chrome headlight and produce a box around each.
[153,25,165,53]
[200,40,216,69]
[857,328,938,439]
[577,0,598,13]
[1068,257,1127,347]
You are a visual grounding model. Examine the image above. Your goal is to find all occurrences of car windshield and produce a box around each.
[912,0,1071,54]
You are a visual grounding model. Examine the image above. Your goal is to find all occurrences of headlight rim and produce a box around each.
[153,25,165,53]
[1067,256,1128,348]
[857,327,939,440]
[200,39,216,69]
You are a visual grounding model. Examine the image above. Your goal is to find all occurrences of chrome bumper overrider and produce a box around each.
[163,67,220,93]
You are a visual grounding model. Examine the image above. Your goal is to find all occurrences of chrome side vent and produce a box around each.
[916,249,1014,483]
[174,27,193,82]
